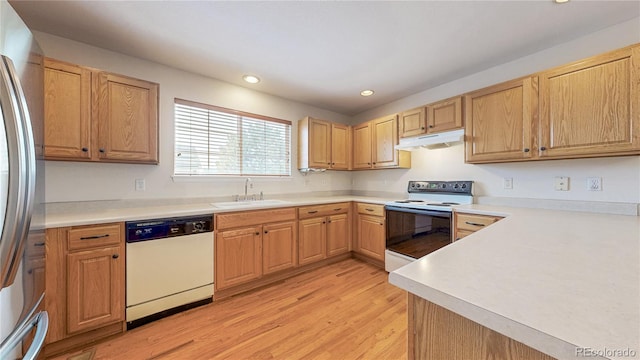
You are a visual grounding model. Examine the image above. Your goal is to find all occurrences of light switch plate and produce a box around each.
[135,178,146,191]
[554,176,569,191]
[503,177,513,190]
[587,177,602,191]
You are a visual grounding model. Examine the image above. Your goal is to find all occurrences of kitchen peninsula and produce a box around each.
[389,205,640,360]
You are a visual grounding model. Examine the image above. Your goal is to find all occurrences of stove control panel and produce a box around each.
[408,181,473,195]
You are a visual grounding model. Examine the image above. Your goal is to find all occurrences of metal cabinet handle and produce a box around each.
[80,234,110,240]
[367,162,371,165]
[264,230,269,234]
[421,126,425,130]
[81,147,88,152]
[255,232,260,235]
[465,221,485,227]
[429,125,434,128]
[333,208,342,211]
[34,242,45,247]
[308,210,318,214]
[540,146,547,151]
[112,254,119,259]
[322,221,326,224]
[365,208,374,212]
[99,148,105,153]
[523,148,530,152]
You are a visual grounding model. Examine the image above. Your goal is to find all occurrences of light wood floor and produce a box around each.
[51,259,407,360]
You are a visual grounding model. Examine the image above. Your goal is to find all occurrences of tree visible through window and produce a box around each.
[174,99,291,176]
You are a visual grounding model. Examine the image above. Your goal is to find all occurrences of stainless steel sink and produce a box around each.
[211,199,290,209]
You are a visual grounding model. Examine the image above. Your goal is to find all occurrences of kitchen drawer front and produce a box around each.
[298,202,350,220]
[356,203,384,217]
[67,223,122,251]
[454,229,475,241]
[215,207,296,230]
[455,213,502,232]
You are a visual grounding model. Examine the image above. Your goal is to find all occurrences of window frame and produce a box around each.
[173,98,292,178]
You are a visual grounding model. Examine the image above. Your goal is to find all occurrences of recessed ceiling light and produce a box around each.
[360,90,375,97]
[243,75,260,84]
[554,0,569,3]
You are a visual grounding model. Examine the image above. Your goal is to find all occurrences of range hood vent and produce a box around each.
[395,129,464,150]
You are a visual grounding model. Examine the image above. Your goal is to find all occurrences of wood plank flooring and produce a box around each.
[50,259,407,360]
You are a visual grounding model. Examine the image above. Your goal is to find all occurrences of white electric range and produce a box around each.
[384,180,473,272]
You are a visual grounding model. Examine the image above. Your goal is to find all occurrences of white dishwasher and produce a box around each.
[125,215,214,329]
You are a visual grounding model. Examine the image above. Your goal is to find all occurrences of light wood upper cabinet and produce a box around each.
[44,59,92,160]
[465,77,537,163]
[330,123,351,169]
[96,73,159,163]
[427,96,463,133]
[43,58,159,164]
[400,96,463,138]
[539,45,640,158]
[399,107,426,138]
[353,114,410,169]
[352,122,373,169]
[298,117,351,170]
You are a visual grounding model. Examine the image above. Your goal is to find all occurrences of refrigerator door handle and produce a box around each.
[0,54,36,288]
[0,310,48,360]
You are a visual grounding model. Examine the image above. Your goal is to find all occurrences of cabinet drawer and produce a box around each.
[68,224,122,251]
[356,203,384,217]
[215,207,296,230]
[455,213,502,232]
[454,229,474,241]
[298,202,350,220]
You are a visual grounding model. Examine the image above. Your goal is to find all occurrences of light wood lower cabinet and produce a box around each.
[215,208,297,291]
[408,295,556,360]
[453,212,503,241]
[354,203,386,262]
[44,223,125,357]
[298,203,351,265]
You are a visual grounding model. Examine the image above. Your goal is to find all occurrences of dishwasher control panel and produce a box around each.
[125,215,213,243]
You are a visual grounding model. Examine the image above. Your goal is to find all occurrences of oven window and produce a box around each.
[386,209,452,259]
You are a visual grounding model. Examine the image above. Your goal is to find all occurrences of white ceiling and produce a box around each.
[9,1,640,116]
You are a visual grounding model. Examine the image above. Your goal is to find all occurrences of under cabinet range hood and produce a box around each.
[395,129,464,150]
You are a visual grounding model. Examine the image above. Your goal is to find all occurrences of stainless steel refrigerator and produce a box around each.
[0,1,47,359]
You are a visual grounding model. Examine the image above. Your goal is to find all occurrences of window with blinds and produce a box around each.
[174,99,291,176]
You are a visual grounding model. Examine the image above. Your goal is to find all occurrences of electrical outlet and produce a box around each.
[587,177,602,191]
[135,178,146,191]
[554,176,569,191]
[503,177,513,190]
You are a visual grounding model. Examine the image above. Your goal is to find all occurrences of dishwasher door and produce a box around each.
[126,231,214,323]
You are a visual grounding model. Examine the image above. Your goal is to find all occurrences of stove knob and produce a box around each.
[454,184,459,189]
[441,184,446,189]
[410,183,416,188]
[461,184,467,189]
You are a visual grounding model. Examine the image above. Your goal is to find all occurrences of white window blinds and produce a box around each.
[174,99,291,176]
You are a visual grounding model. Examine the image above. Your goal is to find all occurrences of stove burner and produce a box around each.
[394,200,425,203]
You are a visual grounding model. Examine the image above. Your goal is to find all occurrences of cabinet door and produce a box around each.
[298,217,326,265]
[307,118,332,168]
[399,107,426,138]
[331,123,351,170]
[216,227,262,290]
[67,246,124,334]
[357,215,385,262]
[427,96,462,133]
[352,122,372,169]
[372,114,399,168]
[263,221,297,275]
[326,214,349,257]
[465,77,537,163]
[96,72,159,163]
[43,58,92,160]
[539,46,640,158]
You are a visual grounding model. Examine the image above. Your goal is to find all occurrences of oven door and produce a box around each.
[385,206,452,260]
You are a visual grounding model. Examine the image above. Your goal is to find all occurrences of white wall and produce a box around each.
[36,32,353,203]
[352,17,640,204]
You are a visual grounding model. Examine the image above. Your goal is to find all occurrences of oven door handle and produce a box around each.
[385,206,452,218]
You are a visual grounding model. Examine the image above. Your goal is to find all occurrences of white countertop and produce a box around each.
[44,196,392,228]
[389,204,640,360]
